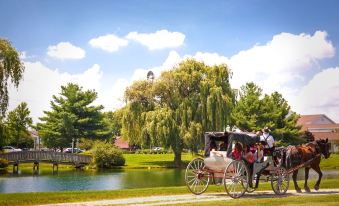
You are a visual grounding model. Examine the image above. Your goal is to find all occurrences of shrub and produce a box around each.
[0,158,9,168]
[92,142,125,168]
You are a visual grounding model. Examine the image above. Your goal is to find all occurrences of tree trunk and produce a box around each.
[174,151,182,168]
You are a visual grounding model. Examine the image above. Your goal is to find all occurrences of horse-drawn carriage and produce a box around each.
[185,131,290,198]
[185,131,331,198]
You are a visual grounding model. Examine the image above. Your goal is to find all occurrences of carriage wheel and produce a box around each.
[271,166,289,195]
[185,158,211,195]
[224,160,249,198]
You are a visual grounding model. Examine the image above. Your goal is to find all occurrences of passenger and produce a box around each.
[210,140,217,151]
[243,145,255,187]
[232,142,242,160]
[243,145,254,163]
[219,142,227,151]
[254,143,264,162]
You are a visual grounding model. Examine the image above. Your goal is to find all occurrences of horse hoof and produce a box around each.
[296,189,302,193]
[304,187,311,193]
[314,185,319,191]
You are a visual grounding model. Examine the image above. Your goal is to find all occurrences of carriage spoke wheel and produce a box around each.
[271,166,289,195]
[224,160,249,198]
[185,158,210,195]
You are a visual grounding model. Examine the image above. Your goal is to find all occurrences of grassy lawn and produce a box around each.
[170,194,339,206]
[121,153,197,168]
[121,153,339,169]
[0,178,339,206]
[320,153,339,170]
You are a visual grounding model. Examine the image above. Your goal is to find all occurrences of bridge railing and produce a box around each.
[0,151,92,164]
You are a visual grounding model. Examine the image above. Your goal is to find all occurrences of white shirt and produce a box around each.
[260,133,275,148]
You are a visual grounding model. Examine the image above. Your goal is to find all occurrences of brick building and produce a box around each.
[297,114,339,152]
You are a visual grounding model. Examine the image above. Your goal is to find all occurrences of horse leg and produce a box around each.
[292,170,302,193]
[304,167,311,192]
[312,164,323,191]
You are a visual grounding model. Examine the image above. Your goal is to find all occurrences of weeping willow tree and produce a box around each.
[122,59,234,166]
[0,39,25,117]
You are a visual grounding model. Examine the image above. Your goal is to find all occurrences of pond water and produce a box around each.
[0,168,339,193]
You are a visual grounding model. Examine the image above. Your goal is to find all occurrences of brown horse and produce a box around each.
[285,138,331,193]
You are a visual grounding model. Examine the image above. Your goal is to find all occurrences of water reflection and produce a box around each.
[0,168,338,193]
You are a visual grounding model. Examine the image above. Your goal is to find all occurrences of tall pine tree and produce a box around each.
[37,83,111,150]
[6,102,33,148]
[231,82,301,145]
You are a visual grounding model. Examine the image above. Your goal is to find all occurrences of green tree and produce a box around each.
[0,116,8,148]
[6,102,33,148]
[0,39,25,117]
[231,82,301,144]
[104,108,125,136]
[231,82,263,131]
[122,59,234,166]
[37,83,111,150]
[262,92,302,144]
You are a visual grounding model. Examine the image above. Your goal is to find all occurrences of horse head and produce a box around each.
[316,138,331,159]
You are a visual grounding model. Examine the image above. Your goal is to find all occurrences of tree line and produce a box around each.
[1,38,302,166]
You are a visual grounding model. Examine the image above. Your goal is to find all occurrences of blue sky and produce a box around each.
[1,0,339,122]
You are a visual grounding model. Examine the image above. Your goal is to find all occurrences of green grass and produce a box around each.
[121,152,339,170]
[121,153,197,168]
[0,178,339,206]
[320,153,339,170]
[170,194,339,206]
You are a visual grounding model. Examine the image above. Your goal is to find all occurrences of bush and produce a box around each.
[0,158,9,168]
[92,142,125,168]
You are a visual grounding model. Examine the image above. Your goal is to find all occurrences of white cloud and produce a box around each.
[293,67,339,122]
[126,29,185,50]
[190,52,230,66]
[123,30,336,121]
[9,30,338,123]
[229,31,335,92]
[89,34,128,52]
[8,62,103,123]
[47,42,86,60]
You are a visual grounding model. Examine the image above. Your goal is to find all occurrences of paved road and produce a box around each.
[41,189,339,206]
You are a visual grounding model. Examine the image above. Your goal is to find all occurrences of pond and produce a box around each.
[0,168,339,193]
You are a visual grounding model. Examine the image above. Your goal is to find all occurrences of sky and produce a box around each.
[1,0,339,123]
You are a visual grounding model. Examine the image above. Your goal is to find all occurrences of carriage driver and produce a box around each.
[260,127,275,155]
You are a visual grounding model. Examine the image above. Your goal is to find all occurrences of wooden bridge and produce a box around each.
[0,151,92,172]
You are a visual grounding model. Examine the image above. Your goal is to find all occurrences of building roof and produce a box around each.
[114,136,129,149]
[298,114,339,141]
[297,114,335,126]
